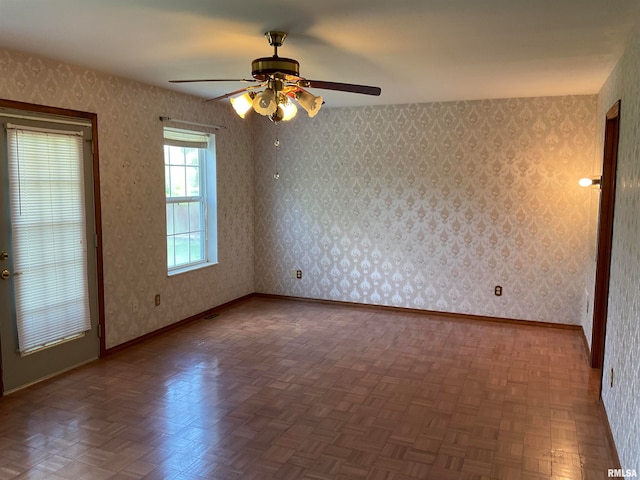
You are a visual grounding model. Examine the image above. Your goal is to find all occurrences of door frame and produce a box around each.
[590,100,621,376]
[0,98,106,395]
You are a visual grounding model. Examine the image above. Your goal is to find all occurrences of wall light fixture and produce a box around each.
[579,177,602,188]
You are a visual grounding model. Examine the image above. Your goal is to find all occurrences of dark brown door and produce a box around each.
[590,100,621,374]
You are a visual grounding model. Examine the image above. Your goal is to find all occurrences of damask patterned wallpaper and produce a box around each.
[0,47,255,348]
[596,28,640,471]
[254,96,596,324]
[2,30,635,466]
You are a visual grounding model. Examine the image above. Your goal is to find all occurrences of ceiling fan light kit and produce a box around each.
[170,31,381,124]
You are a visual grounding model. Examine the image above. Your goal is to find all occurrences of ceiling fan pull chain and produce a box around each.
[273,123,280,180]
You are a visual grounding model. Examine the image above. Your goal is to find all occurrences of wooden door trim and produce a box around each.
[0,98,106,395]
[590,100,621,372]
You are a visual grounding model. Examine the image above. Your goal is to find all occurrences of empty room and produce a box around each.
[0,1,639,479]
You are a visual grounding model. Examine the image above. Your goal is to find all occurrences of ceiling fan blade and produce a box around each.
[203,86,253,103]
[169,79,259,84]
[302,80,381,96]
[202,82,268,103]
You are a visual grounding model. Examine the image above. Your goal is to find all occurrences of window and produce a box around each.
[163,127,217,273]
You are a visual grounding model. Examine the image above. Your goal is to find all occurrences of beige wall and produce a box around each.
[0,47,255,348]
[254,97,596,324]
[594,27,640,470]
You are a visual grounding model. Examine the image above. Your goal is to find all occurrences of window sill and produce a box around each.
[168,261,218,277]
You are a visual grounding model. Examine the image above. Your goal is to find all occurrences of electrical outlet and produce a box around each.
[296,270,302,279]
[494,285,502,296]
[155,294,161,306]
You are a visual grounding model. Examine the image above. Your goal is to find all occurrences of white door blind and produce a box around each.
[6,124,91,355]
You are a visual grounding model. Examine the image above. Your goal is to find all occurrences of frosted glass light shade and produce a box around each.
[253,88,277,116]
[296,90,323,117]
[279,100,297,121]
[230,93,254,118]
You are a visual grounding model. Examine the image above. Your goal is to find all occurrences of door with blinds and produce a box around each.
[0,110,100,393]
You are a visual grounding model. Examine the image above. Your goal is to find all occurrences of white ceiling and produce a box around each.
[1,0,639,107]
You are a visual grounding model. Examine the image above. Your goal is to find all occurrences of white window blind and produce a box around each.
[163,127,209,148]
[6,124,91,355]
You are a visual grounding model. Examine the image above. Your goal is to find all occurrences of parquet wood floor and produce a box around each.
[0,297,617,479]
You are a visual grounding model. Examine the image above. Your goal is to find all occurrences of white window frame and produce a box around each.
[163,127,217,275]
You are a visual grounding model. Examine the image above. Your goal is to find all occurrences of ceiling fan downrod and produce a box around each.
[265,31,287,55]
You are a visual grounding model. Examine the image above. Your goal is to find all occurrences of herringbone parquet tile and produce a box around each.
[0,297,617,479]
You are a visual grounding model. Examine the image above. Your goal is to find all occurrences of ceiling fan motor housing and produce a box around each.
[251,56,300,81]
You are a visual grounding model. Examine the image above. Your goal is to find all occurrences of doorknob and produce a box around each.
[0,251,8,260]
[1,269,10,280]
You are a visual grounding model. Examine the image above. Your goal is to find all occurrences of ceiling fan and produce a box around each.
[170,31,382,122]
